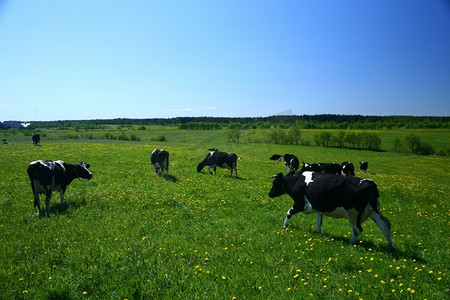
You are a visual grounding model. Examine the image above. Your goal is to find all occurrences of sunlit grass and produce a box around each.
[0,130,448,298]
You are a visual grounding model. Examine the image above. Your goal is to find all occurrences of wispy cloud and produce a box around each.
[204,106,218,110]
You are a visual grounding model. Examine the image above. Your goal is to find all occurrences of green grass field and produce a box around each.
[0,127,448,299]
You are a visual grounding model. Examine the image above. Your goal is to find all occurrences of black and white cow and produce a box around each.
[27,160,93,216]
[197,151,239,178]
[270,154,300,173]
[301,162,342,175]
[151,149,169,177]
[360,161,368,173]
[341,161,355,177]
[268,172,394,250]
[32,134,40,145]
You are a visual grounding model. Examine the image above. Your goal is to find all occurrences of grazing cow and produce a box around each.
[2,138,7,144]
[268,172,394,250]
[301,162,342,175]
[197,151,239,178]
[32,134,40,145]
[270,154,300,173]
[360,161,368,173]
[269,154,282,162]
[27,160,93,216]
[151,149,169,177]
[341,162,355,177]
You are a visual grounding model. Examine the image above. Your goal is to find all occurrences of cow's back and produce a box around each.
[305,174,376,212]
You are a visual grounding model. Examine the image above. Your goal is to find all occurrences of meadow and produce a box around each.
[0,126,448,299]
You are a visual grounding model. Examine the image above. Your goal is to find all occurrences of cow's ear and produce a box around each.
[85,163,90,169]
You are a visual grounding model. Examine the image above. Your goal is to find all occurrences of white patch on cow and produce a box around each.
[303,171,314,186]
[55,160,65,172]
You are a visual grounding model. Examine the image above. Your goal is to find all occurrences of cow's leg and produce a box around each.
[346,208,361,244]
[371,213,394,250]
[152,164,158,175]
[234,166,238,178]
[33,192,41,215]
[60,190,65,204]
[283,202,303,228]
[316,214,323,233]
[45,186,52,216]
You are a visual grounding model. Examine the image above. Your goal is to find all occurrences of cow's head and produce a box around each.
[75,162,93,179]
[197,162,204,173]
[268,173,285,198]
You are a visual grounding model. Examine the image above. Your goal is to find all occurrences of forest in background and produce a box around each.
[3,114,448,130]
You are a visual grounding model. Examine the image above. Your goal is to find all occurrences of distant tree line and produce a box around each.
[16,114,449,130]
[314,131,382,151]
[392,133,445,156]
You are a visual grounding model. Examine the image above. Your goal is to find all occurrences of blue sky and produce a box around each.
[0,0,449,121]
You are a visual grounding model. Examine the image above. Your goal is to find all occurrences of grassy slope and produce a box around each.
[0,128,448,299]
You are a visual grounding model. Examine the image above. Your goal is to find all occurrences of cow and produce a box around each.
[151,149,169,177]
[2,138,7,144]
[359,161,368,173]
[341,161,355,177]
[32,134,40,145]
[27,160,93,216]
[268,172,394,250]
[270,154,300,173]
[301,162,342,175]
[197,151,239,178]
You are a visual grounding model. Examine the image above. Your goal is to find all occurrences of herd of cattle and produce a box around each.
[27,148,393,251]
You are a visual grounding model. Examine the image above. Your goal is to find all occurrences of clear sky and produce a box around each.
[0,0,449,122]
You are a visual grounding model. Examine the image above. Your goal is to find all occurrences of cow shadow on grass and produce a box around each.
[293,227,426,262]
[166,174,179,182]
[36,197,88,218]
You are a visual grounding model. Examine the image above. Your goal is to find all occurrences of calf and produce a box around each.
[27,160,92,216]
[341,161,355,177]
[360,161,368,173]
[268,172,393,250]
[151,149,169,177]
[301,162,342,175]
[197,151,238,178]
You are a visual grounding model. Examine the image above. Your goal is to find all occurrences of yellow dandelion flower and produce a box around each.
[23,290,28,294]
[222,276,226,280]
[82,291,87,295]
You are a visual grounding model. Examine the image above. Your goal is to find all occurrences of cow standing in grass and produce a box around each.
[270,154,300,174]
[151,149,169,177]
[197,151,239,178]
[32,134,40,145]
[27,160,92,216]
[341,161,355,177]
[360,161,368,173]
[268,172,394,250]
